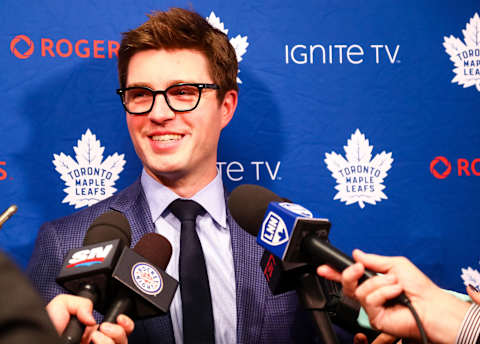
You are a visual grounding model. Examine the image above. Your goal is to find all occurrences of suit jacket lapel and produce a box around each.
[109,178,152,245]
[109,178,176,343]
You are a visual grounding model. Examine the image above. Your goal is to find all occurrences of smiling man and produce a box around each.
[122,48,236,197]
[27,8,330,343]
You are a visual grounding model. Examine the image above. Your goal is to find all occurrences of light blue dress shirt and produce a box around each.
[141,170,237,344]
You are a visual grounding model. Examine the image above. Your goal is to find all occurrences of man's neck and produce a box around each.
[146,167,218,198]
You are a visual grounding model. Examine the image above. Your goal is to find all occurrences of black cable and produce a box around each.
[405,299,428,344]
[394,295,428,344]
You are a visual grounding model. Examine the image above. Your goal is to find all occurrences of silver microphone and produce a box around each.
[0,205,18,229]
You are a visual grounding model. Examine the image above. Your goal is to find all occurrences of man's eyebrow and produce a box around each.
[125,82,152,88]
[125,80,195,89]
[168,79,189,85]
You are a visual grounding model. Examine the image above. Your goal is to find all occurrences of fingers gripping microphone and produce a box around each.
[56,211,132,344]
[230,186,422,341]
[102,233,178,323]
[229,185,408,307]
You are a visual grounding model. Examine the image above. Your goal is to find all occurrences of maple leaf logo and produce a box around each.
[52,129,126,209]
[206,11,249,84]
[461,267,480,289]
[324,129,393,208]
[443,13,480,91]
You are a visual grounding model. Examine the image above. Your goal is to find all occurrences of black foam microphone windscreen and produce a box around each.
[83,210,131,247]
[133,233,172,270]
[227,184,287,236]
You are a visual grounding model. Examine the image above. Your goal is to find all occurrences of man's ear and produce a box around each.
[220,89,238,129]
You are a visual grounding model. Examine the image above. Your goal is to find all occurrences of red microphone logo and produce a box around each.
[430,156,452,179]
[263,254,277,282]
[10,35,34,59]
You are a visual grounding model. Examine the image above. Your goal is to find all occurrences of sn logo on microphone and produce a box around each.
[67,244,113,268]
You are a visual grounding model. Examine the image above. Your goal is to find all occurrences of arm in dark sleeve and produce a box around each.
[0,250,61,344]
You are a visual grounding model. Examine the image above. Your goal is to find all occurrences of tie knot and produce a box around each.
[168,199,205,222]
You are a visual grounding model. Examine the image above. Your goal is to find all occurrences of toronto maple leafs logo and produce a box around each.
[443,13,480,91]
[206,11,249,84]
[461,266,480,290]
[52,129,126,209]
[324,129,393,208]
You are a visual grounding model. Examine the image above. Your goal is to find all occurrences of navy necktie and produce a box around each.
[168,199,215,344]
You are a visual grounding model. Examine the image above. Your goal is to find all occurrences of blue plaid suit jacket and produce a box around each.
[27,178,323,343]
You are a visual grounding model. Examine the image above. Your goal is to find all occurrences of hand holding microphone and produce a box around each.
[229,185,408,304]
[228,184,429,343]
[318,249,471,344]
[57,211,133,344]
[46,294,134,344]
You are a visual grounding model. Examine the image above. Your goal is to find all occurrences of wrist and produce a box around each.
[423,291,470,344]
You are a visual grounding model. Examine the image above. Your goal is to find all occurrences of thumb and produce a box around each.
[467,285,480,304]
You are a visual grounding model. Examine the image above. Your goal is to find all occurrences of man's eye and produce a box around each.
[169,86,197,96]
[127,89,151,101]
[132,90,149,98]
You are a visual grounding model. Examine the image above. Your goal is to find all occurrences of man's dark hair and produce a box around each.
[118,8,238,101]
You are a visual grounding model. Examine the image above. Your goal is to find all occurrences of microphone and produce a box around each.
[260,250,372,337]
[228,184,380,287]
[228,184,410,300]
[229,185,424,343]
[228,185,345,343]
[0,205,18,229]
[228,185,383,341]
[56,210,132,344]
[102,232,178,323]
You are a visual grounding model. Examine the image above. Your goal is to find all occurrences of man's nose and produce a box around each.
[148,93,175,122]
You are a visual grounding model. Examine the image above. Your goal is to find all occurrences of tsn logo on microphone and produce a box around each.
[66,244,113,268]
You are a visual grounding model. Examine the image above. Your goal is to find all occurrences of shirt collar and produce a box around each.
[141,169,227,229]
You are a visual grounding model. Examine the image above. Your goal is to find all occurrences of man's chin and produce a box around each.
[145,165,186,181]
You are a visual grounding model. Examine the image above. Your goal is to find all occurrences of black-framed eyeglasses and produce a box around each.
[116,83,220,115]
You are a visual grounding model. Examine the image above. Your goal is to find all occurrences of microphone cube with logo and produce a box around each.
[258,202,331,264]
[56,239,124,313]
[110,247,178,319]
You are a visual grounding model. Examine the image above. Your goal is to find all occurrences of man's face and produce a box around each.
[125,49,236,191]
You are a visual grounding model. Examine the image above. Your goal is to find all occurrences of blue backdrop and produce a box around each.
[1,0,479,293]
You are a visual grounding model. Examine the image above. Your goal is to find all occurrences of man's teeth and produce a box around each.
[151,134,182,141]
